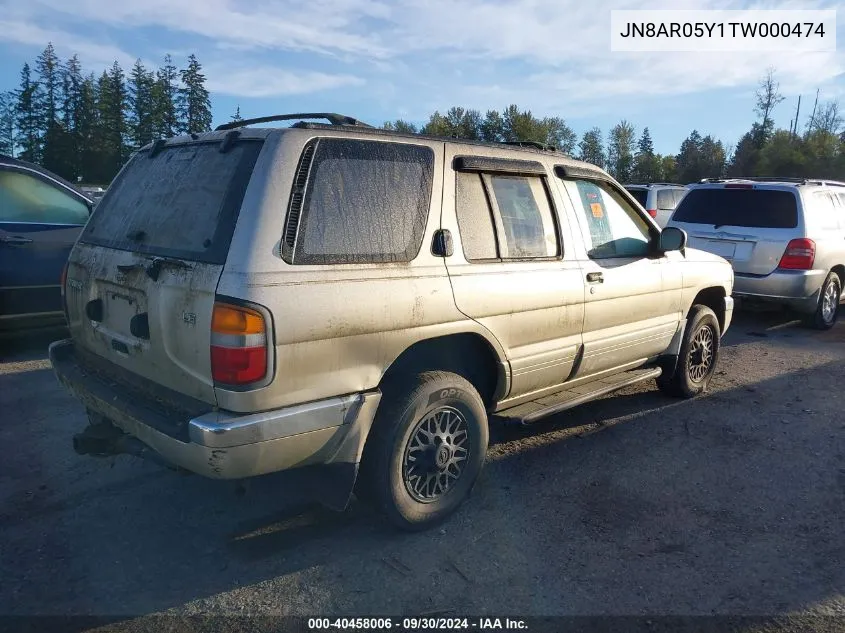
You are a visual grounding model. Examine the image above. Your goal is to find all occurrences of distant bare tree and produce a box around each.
[755,68,784,138]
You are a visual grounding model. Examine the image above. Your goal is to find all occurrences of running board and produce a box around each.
[496,367,663,425]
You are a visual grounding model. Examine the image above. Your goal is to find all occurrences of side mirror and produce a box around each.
[658,226,687,253]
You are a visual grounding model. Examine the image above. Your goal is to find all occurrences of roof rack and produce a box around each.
[500,140,557,152]
[215,113,372,132]
[698,176,845,187]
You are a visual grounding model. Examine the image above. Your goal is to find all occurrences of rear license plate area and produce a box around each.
[703,240,736,259]
[98,282,147,337]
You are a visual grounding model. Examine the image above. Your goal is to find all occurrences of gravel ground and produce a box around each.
[0,310,843,631]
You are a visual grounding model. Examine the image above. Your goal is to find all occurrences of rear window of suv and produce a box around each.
[625,188,648,208]
[672,187,798,229]
[80,139,263,264]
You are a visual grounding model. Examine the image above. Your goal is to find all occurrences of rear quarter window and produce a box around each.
[80,140,263,264]
[672,188,799,229]
[289,138,434,265]
[656,189,676,210]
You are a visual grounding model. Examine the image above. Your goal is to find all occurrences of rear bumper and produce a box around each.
[49,339,382,486]
[732,269,825,313]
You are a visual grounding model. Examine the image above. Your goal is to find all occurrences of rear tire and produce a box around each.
[359,371,488,531]
[803,272,840,331]
[657,305,721,399]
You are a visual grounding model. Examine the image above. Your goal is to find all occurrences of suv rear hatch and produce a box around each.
[64,137,263,405]
[670,185,801,275]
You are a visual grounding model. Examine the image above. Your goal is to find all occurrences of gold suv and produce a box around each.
[50,113,734,530]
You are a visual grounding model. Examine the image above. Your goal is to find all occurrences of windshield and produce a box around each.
[80,140,263,264]
[672,188,798,229]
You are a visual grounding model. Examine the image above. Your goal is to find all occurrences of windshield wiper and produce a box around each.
[146,256,192,281]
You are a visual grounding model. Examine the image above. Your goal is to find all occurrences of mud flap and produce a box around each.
[658,318,687,379]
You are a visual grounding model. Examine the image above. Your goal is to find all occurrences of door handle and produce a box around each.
[586,272,604,283]
[0,235,34,245]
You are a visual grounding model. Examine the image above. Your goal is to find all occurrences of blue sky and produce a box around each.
[0,0,842,156]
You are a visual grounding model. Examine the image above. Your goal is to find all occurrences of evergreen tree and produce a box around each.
[699,135,726,179]
[152,54,179,138]
[632,127,659,182]
[14,63,42,163]
[480,110,504,142]
[445,107,482,140]
[62,55,84,179]
[231,105,243,122]
[129,59,155,148]
[0,92,14,156]
[178,54,212,134]
[606,120,636,182]
[94,62,128,181]
[578,128,605,168]
[35,43,67,174]
[675,130,704,182]
[78,73,99,183]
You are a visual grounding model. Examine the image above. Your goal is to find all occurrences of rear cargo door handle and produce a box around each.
[0,235,34,245]
[586,272,603,283]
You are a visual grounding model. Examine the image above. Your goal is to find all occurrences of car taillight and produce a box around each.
[646,209,657,218]
[778,238,816,270]
[210,302,268,386]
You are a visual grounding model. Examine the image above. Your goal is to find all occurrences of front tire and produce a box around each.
[804,272,840,331]
[657,305,721,399]
[360,371,488,531]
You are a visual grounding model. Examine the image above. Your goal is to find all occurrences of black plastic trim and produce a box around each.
[454,155,546,176]
[216,112,372,131]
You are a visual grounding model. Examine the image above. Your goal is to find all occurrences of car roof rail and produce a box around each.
[803,179,845,187]
[215,113,373,131]
[500,140,558,152]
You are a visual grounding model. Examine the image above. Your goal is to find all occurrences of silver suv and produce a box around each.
[623,183,688,228]
[49,113,734,530]
[667,178,845,330]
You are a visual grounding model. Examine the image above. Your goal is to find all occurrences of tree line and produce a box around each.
[1,49,843,186]
[0,43,214,184]
[386,69,844,183]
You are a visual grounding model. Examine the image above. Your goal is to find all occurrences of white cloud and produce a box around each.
[0,19,142,71]
[205,66,364,97]
[2,0,843,110]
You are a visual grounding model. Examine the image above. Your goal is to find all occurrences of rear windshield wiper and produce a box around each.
[117,257,192,281]
[146,256,192,281]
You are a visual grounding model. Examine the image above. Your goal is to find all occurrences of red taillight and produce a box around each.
[210,302,268,386]
[646,209,657,218]
[724,184,754,189]
[778,238,816,270]
[211,346,267,384]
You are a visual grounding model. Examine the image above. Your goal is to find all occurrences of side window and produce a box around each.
[455,171,559,261]
[292,139,434,264]
[812,191,838,231]
[570,179,652,259]
[0,169,90,224]
[656,189,675,210]
[485,175,558,258]
[455,172,497,260]
[673,189,688,207]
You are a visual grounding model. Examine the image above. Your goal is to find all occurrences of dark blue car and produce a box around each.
[0,155,93,331]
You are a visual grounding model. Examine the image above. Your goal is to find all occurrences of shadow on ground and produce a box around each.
[0,311,843,622]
